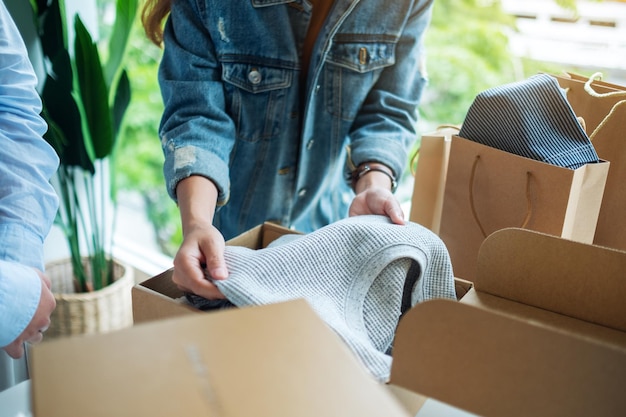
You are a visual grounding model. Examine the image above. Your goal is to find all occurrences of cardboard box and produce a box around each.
[37,223,626,416]
[30,298,413,417]
[389,227,626,417]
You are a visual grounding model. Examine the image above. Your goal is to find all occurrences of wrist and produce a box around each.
[348,162,398,193]
[176,176,218,234]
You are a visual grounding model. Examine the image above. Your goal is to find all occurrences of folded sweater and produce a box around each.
[188,215,456,381]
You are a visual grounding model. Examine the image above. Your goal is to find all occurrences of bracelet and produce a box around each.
[348,162,398,193]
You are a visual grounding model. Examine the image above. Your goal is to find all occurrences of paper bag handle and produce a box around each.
[469,155,533,238]
[581,72,626,140]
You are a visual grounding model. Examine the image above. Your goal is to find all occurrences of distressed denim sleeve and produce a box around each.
[349,0,433,178]
[158,0,236,205]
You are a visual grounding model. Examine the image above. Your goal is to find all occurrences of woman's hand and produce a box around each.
[349,186,405,225]
[173,176,228,300]
[172,222,227,300]
[348,166,405,225]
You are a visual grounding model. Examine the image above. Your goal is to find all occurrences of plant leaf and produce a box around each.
[112,69,131,139]
[74,15,114,160]
[37,0,67,60]
[104,0,138,89]
[41,50,95,173]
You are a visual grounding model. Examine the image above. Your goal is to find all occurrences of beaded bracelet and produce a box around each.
[348,162,398,193]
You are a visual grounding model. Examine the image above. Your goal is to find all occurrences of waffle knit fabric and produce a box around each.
[190,215,456,382]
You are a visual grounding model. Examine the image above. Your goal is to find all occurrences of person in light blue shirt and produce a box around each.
[0,0,59,360]
[142,0,432,300]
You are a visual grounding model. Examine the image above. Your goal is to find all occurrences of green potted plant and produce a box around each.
[31,0,138,337]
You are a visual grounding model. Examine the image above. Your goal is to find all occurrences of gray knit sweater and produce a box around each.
[193,215,456,381]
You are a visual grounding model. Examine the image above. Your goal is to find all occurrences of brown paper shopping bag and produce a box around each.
[438,136,609,281]
[554,73,626,251]
[409,126,459,233]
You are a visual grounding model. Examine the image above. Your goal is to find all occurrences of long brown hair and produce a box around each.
[142,0,172,46]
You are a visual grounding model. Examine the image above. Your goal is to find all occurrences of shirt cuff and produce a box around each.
[0,261,41,347]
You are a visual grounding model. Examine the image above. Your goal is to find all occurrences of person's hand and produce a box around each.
[349,166,405,225]
[3,270,56,359]
[349,186,405,225]
[172,221,228,300]
[173,175,227,300]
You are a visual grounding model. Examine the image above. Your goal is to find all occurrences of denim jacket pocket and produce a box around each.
[222,62,293,142]
[324,40,397,121]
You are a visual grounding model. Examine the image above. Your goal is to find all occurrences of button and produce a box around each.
[278,167,290,175]
[248,69,262,84]
[306,140,314,150]
[298,188,307,197]
[314,84,320,95]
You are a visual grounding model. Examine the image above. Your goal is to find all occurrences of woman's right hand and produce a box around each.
[173,176,228,300]
[172,221,228,300]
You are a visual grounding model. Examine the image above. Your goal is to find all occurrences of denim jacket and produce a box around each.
[159,0,432,239]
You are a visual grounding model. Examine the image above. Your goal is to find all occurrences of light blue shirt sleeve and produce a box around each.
[0,261,41,347]
[0,1,59,347]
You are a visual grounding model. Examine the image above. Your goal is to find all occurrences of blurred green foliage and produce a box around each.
[113,12,183,256]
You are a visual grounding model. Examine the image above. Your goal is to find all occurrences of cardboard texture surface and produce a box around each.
[389,228,626,417]
[474,227,626,333]
[390,299,626,417]
[31,299,410,417]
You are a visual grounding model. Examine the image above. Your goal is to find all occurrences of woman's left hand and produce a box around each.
[349,186,405,225]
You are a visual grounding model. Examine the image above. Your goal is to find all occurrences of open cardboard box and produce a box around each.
[30,221,468,417]
[390,227,626,417]
[29,298,415,417]
[32,223,626,416]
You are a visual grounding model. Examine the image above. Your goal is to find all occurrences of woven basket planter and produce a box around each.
[45,258,134,339]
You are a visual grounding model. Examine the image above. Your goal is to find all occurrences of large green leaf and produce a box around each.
[74,16,114,160]
[112,69,131,139]
[104,0,138,89]
[41,50,95,173]
[36,0,67,61]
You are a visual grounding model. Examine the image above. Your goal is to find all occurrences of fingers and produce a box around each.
[349,187,406,224]
[172,226,228,300]
[3,340,24,359]
[3,274,56,359]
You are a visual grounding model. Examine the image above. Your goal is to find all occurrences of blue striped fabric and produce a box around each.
[459,74,599,169]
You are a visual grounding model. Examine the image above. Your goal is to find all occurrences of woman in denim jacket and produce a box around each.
[143,0,432,299]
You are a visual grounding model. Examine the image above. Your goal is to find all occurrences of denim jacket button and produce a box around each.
[306,139,314,150]
[298,188,307,197]
[248,69,262,84]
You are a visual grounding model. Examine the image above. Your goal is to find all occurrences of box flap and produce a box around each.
[131,268,196,323]
[31,299,410,417]
[390,299,626,417]
[226,222,300,248]
[474,227,626,332]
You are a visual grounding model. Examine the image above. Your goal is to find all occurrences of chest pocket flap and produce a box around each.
[222,62,292,94]
[327,40,397,73]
